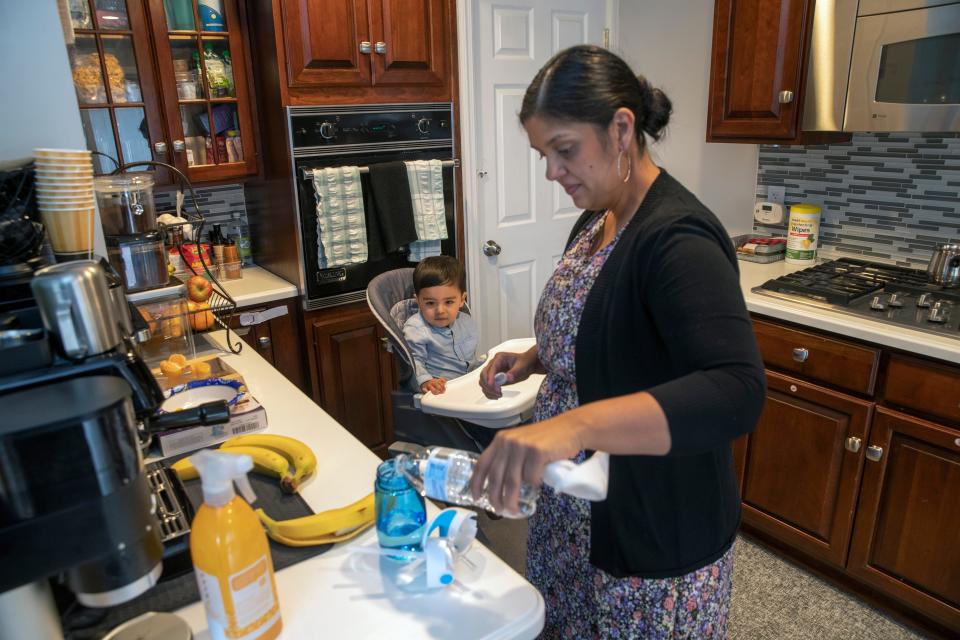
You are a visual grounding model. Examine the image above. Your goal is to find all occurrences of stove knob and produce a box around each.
[417,118,431,134]
[319,121,337,140]
[887,293,903,308]
[927,302,947,323]
[917,293,932,308]
[869,296,886,311]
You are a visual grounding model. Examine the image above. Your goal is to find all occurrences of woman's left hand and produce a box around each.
[470,414,585,515]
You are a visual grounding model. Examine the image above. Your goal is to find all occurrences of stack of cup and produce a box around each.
[33,149,97,262]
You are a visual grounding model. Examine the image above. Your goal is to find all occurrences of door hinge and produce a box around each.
[603,28,610,49]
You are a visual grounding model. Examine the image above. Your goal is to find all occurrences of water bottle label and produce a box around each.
[424,454,451,502]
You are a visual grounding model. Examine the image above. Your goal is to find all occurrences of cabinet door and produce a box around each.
[309,307,395,457]
[229,299,306,391]
[741,371,872,568]
[848,408,960,631]
[148,0,258,181]
[707,0,810,140]
[281,0,372,88]
[369,0,447,86]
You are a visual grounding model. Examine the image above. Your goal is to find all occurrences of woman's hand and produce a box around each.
[479,346,543,399]
[469,414,584,515]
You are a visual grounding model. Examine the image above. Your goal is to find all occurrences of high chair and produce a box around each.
[365,269,543,453]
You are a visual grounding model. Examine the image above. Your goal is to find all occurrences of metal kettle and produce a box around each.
[927,243,960,288]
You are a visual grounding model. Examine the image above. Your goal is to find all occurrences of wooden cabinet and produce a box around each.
[255,0,453,105]
[706,0,848,144]
[305,304,396,457]
[229,297,306,391]
[65,0,258,182]
[741,371,872,568]
[745,315,960,635]
[848,408,960,632]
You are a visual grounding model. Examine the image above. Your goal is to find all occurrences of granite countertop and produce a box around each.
[216,265,298,308]
[738,258,960,365]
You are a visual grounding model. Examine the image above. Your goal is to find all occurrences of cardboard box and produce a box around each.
[156,394,268,458]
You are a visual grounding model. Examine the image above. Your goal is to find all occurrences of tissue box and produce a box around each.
[155,395,268,458]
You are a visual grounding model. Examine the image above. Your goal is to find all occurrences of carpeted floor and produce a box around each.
[477,515,930,639]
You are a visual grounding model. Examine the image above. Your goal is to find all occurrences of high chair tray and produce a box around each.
[418,338,544,429]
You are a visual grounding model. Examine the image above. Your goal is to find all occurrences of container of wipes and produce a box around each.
[785,204,821,265]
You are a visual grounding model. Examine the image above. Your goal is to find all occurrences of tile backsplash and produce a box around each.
[154,183,252,265]
[754,132,959,269]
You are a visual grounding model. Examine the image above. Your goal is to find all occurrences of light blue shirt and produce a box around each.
[403,311,479,386]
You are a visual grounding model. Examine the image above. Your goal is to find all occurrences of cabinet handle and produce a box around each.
[360,41,372,54]
[153,142,167,156]
[375,41,386,54]
[778,90,794,104]
[792,347,809,362]
[257,336,271,348]
[844,436,862,453]
[866,445,883,462]
[172,139,185,153]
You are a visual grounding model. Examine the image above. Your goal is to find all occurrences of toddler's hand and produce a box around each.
[421,378,446,395]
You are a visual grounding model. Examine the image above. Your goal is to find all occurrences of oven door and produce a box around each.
[845,1,960,131]
[294,149,456,310]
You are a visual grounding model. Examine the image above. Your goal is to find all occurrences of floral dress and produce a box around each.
[527,211,735,639]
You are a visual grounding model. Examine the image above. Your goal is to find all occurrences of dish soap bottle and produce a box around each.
[190,450,282,639]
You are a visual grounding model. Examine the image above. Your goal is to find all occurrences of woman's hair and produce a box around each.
[519,45,672,149]
[413,255,466,293]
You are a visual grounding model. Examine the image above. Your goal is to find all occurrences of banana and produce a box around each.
[256,492,375,545]
[220,434,317,494]
[171,446,293,486]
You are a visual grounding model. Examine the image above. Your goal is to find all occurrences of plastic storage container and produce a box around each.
[107,231,168,293]
[785,204,822,265]
[95,174,158,235]
[133,291,196,368]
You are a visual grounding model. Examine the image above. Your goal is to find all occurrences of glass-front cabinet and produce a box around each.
[64,0,256,182]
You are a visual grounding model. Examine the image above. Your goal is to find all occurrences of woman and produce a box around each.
[473,45,766,638]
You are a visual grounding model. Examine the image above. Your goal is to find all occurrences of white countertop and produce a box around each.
[172,332,545,640]
[739,259,960,364]
[217,265,298,308]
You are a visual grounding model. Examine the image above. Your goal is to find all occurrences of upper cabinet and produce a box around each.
[65,0,258,182]
[268,0,452,105]
[706,0,847,144]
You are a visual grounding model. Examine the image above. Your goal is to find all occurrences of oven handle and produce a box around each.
[300,158,459,181]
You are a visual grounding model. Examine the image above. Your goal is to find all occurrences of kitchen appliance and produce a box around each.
[0,161,48,313]
[754,257,960,340]
[250,103,458,310]
[803,0,960,133]
[927,243,960,287]
[753,201,785,225]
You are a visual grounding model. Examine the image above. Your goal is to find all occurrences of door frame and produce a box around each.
[455,0,619,350]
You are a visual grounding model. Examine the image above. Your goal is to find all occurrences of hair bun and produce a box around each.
[638,76,672,141]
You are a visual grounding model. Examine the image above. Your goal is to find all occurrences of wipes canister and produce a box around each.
[785,204,821,264]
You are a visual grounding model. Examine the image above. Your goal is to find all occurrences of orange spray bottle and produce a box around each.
[189,450,282,639]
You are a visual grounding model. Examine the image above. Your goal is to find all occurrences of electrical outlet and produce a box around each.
[767,186,786,205]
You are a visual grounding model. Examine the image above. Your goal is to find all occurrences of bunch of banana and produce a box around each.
[256,493,375,547]
[170,434,317,494]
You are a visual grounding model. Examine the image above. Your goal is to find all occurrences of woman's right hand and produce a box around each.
[479,346,541,399]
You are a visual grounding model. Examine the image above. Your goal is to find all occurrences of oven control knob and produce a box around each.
[417,118,431,134]
[869,296,885,311]
[887,293,903,308]
[927,302,947,323]
[319,122,337,140]
[917,293,932,308]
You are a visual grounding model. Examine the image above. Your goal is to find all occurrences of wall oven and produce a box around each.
[803,0,960,132]
[285,103,457,310]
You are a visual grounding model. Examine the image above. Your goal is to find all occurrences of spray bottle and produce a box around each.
[189,450,282,639]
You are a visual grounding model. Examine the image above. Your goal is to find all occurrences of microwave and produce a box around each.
[803,0,960,132]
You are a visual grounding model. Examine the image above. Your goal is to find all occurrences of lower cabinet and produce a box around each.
[746,315,960,635]
[741,371,872,568]
[848,407,960,632]
[305,303,396,457]
[230,297,306,391]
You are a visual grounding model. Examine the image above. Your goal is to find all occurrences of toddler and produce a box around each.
[403,256,478,395]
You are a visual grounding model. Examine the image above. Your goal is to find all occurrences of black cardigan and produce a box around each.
[565,171,766,578]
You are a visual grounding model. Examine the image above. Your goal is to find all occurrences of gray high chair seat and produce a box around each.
[366,268,490,453]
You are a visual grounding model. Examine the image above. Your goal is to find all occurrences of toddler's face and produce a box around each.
[416,283,466,329]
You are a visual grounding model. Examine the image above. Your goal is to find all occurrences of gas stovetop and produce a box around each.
[753,258,960,342]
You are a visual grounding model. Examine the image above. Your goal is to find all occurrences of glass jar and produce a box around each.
[374,459,426,559]
[107,231,168,293]
[94,174,158,235]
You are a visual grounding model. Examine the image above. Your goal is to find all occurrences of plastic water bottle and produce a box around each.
[395,446,538,518]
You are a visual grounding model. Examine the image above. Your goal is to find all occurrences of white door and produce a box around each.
[467,0,608,350]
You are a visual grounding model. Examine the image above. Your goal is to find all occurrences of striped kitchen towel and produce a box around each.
[312,166,368,268]
[405,159,447,263]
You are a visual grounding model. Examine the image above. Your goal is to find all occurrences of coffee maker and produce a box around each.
[0,261,227,639]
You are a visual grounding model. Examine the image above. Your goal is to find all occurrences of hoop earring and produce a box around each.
[616,150,632,183]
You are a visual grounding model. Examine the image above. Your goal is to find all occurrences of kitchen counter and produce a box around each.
[216,265,298,307]
[739,258,960,364]
[172,331,545,639]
